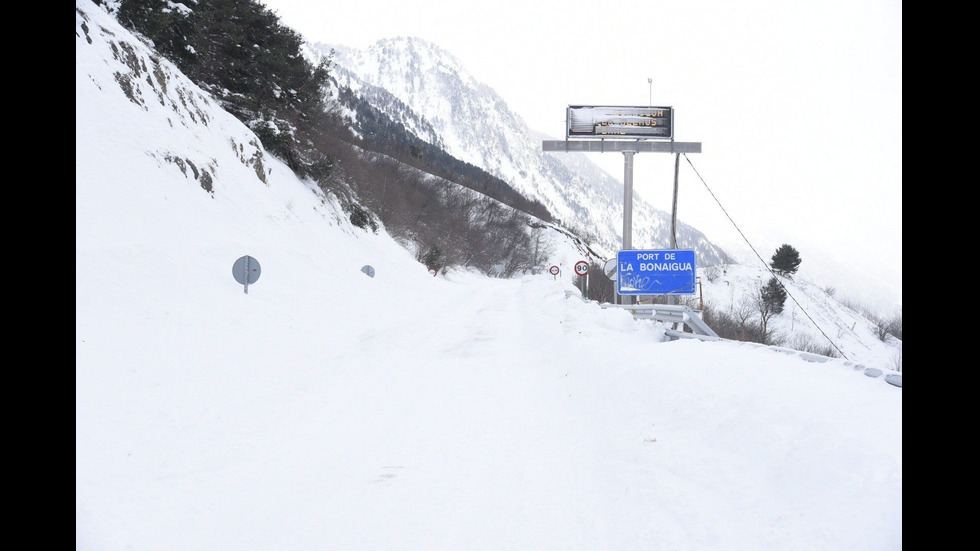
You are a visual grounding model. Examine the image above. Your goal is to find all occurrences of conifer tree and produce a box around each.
[115,0,196,68]
[770,244,802,277]
[114,0,335,182]
[760,276,788,315]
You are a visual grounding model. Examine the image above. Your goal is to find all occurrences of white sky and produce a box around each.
[258,0,902,304]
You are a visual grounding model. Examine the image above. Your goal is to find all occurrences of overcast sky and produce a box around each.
[258,0,902,303]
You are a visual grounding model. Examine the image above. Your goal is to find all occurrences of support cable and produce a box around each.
[682,154,849,360]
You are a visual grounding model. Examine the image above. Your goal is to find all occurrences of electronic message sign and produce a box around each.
[567,105,673,140]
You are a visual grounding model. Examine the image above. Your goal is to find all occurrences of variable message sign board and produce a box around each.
[567,105,673,140]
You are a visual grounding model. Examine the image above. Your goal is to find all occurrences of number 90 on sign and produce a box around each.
[574,261,589,276]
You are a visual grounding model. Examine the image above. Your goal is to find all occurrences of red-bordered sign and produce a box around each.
[549,265,560,276]
[574,260,589,276]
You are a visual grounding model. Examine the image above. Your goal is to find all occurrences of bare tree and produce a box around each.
[703,264,722,283]
[752,288,777,344]
[529,226,555,270]
[588,261,616,303]
[733,297,756,328]
[702,300,761,343]
[886,312,903,341]
[787,334,840,358]
[890,349,902,372]
[872,315,890,341]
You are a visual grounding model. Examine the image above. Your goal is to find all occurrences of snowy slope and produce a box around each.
[697,264,902,372]
[77,3,901,549]
[707,234,902,320]
[311,38,731,265]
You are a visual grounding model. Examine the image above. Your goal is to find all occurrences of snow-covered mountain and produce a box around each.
[77,3,900,548]
[309,37,731,266]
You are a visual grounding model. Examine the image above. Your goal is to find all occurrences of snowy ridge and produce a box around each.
[698,264,902,372]
[311,38,731,265]
[77,3,901,548]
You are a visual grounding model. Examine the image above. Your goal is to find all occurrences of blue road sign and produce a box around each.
[616,249,696,295]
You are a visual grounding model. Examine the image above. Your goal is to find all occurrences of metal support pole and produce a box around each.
[698,276,703,311]
[623,150,635,305]
[243,256,250,294]
[623,150,634,250]
[670,152,680,249]
[668,152,680,307]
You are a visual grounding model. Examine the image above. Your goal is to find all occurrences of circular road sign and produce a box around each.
[549,265,560,276]
[233,255,261,285]
[574,260,589,276]
[603,257,618,281]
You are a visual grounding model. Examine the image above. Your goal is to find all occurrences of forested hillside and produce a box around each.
[101,0,558,276]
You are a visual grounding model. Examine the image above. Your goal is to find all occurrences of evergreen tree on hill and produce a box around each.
[112,0,334,182]
[770,244,802,277]
[760,276,788,315]
[114,0,197,68]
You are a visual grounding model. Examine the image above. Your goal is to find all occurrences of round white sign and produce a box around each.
[603,258,618,281]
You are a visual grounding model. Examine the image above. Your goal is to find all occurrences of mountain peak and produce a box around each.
[321,38,733,264]
[368,36,467,72]
[326,35,488,102]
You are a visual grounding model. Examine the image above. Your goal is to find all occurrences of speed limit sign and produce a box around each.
[574,260,589,276]
[549,265,560,276]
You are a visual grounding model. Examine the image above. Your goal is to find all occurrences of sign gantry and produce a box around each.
[542,104,702,305]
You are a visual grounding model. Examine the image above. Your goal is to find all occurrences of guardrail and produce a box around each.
[600,303,719,339]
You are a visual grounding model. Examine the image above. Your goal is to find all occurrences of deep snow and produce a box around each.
[696,263,902,373]
[76,2,901,549]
